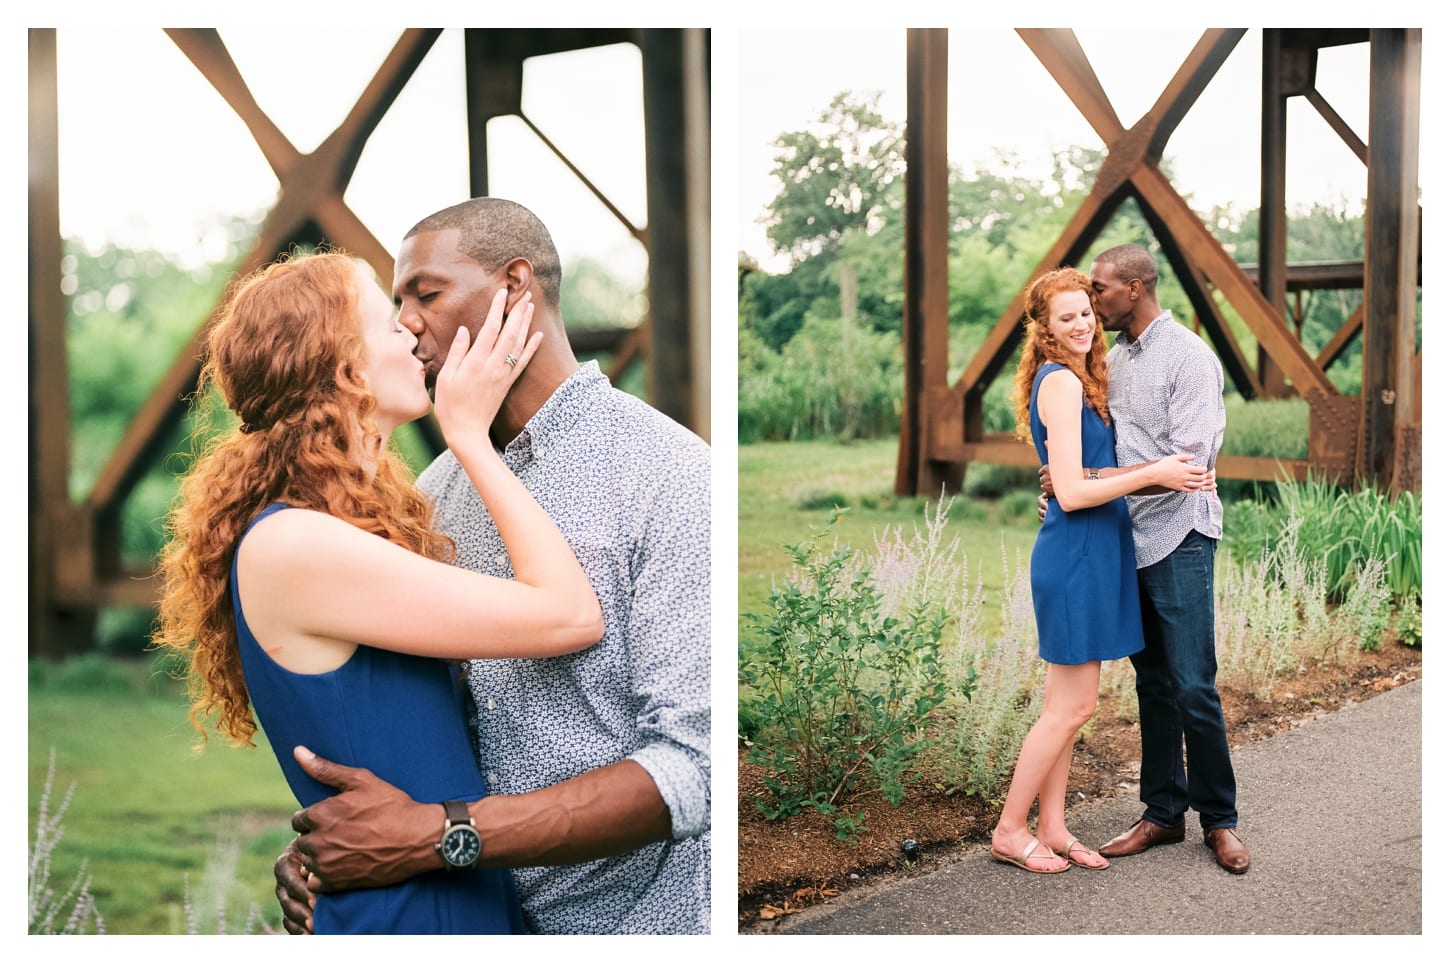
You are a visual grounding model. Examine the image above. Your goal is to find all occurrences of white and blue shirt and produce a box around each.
[1108,311,1226,568]
[417,361,711,934]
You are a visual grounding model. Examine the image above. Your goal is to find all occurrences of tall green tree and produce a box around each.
[762,91,905,265]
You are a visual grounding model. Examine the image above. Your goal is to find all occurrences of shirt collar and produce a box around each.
[1116,308,1174,352]
[503,360,609,461]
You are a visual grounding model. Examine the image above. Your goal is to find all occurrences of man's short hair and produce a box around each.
[1093,243,1159,294]
[406,198,563,306]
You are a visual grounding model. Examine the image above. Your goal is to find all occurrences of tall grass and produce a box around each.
[1222,474,1421,604]
[1216,522,1329,698]
[737,438,1041,645]
[1216,519,1395,698]
[29,750,104,935]
[931,541,1045,799]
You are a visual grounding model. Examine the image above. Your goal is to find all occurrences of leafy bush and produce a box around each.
[739,510,953,830]
[1395,595,1422,648]
[1216,396,1310,503]
[738,315,903,443]
[30,652,142,696]
[1221,396,1310,460]
[998,489,1040,524]
[961,462,1039,500]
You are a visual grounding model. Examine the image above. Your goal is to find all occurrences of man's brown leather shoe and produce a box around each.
[1203,827,1250,874]
[1097,818,1185,857]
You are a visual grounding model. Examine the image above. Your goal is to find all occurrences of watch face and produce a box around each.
[441,826,482,867]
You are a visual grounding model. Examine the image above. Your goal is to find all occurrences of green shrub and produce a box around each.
[1217,396,1310,503]
[999,489,1040,524]
[795,489,849,511]
[1221,396,1310,460]
[1395,595,1422,648]
[738,315,903,442]
[31,653,140,696]
[962,462,1039,500]
[737,696,767,744]
[739,510,953,829]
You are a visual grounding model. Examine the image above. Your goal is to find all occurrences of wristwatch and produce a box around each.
[436,800,482,869]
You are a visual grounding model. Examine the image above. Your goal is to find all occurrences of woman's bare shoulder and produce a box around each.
[239,507,367,564]
[1038,365,1083,390]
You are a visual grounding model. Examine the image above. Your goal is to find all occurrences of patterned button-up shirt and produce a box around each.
[416,361,711,934]
[1107,311,1226,568]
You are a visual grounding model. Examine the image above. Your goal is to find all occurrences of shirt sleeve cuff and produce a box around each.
[630,742,710,840]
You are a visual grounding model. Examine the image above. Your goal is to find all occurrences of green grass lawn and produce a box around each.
[28,656,297,933]
[738,438,1042,638]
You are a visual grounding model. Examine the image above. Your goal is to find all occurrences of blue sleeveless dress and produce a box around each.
[230,502,526,934]
[1028,364,1145,665]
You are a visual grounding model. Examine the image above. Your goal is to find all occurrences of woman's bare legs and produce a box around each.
[1034,706,1109,869]
[1033,737,1076,841]
[990,661,1102,870]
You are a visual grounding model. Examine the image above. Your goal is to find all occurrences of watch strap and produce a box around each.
[443,799,472,826]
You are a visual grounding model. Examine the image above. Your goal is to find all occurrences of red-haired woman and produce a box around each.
[153,251,603,931]
[988,267,1208,874]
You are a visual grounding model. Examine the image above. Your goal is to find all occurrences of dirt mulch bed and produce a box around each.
[737,643,1422,931]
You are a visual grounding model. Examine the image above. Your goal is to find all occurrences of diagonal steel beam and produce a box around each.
[517,112,646,244]
[1144,29,1246,162]
[1305,88,1368,162]
[1130,165,1337,399]
[1016,29,1123,143]
[90,31,431,516]
[312,194,395,282]
[1137,196,1261,397]
[314,28,441,190]
[1317,302,1364,369]
[165,29,299,176]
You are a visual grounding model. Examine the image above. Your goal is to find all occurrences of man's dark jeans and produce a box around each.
[1131,529,1238,830]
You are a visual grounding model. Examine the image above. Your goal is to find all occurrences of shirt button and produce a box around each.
[486,772,498,787]
[486,697,496,711]
[495,554,507,567]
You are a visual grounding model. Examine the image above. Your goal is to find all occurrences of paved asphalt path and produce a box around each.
[766,679,1422,936]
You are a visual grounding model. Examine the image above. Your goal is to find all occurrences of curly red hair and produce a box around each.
[152,251,452,747]
[1012,266,1111,441]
